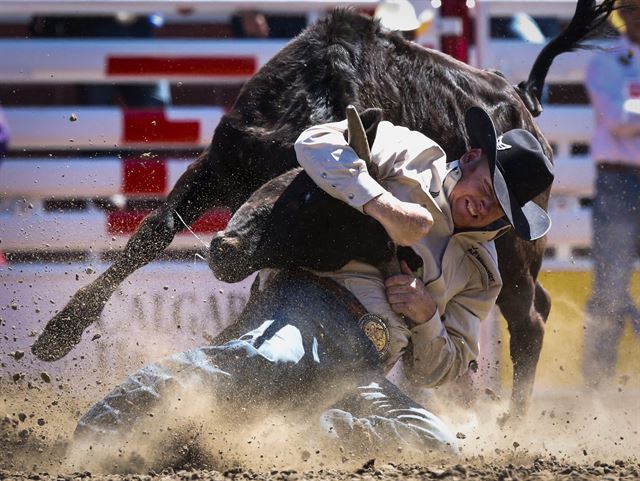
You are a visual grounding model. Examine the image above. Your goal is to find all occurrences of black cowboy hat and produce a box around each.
[465,107,554,241]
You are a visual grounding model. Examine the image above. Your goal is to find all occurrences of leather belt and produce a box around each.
[598,162,640,176]
[292,269,390,358]
[311,274,368,320]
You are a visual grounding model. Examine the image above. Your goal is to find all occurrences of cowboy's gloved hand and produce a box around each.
[363,191,433,246]
[384,260,436,325]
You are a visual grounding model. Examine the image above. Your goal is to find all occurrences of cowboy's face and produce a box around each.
[450,149,504,230]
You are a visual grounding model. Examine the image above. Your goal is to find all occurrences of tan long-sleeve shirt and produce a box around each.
[294,119,503,387]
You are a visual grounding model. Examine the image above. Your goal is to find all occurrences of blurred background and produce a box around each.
[0,0,637,397]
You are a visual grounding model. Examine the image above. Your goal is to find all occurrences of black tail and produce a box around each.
[517,0,615,117]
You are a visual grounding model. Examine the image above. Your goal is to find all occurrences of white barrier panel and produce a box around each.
[0,208,222,251]
[0,38,608,88]
[0,154,597,200]
[4,107,223,150]
[473,40,602,85]
[0,194,593,255]
[478,0,584,17]
[0,117,597,257]
[0,199,593,262]
[546,197,591,249]
[0,0,377,15]
[4,105,595,154]
[0,158,192,198]
[0,39,285,84]
[0,262,255,382]
[537,106,593,155]
[551,155,595,197]
[0,168,596,261]
[472,0,608,80]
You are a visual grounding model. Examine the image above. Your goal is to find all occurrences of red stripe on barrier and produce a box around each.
[107,211,147,235]
[107,208,231,235]
[107,56,256,76]
[123,157,167,194]
[123,110,199,144]
[191,208,231,233]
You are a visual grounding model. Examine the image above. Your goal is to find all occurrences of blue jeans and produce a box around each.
[583,167,640,387]
[77,271,457,455]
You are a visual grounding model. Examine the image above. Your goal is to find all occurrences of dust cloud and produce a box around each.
[1,368,637,479]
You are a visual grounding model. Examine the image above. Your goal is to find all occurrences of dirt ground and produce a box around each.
[1,459,638,481]
[1,374,638,481]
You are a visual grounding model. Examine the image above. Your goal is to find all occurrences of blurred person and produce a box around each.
[28,14,171,107]
[231,10,270,38]
[0,104,8,158]
[582,0,640,388]
[231,10,306,39]
[375,0,421,40]
[0,104,8,265]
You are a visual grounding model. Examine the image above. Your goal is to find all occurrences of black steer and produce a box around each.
[33,0,614,418]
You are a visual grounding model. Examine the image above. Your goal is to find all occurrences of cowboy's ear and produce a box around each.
[460,148,482,165]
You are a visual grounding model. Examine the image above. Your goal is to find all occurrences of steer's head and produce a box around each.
[208,169,302,283]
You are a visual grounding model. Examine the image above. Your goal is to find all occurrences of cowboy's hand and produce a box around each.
[363,192,433,246]
[384,261,436,325]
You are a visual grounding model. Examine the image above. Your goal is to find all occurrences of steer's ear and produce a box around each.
[346,105,372,163]
[345,105,384,179]
[359,107,384,148]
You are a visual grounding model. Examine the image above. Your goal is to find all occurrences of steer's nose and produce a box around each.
[208,234,251,283]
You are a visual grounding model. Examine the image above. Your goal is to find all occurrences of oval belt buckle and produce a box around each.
[358,313,390,358]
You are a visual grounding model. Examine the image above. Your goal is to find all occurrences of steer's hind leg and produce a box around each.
[497,277,550,420]
[495,231,551,421]
[32,153,221,361]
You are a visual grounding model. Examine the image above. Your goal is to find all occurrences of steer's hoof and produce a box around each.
[31,313,86,362]
[31,290,103,361]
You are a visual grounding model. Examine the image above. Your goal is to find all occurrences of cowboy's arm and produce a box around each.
[295,119,388,209]
[408,293,487,387]
[392,265,501,387]
[294,120,433,246]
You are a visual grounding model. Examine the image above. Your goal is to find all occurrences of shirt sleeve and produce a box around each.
[405,261,502,387]
[295,119,447,213]
[294,119,387,212]
[585,52,640,137]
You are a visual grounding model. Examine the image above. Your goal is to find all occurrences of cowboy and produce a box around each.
[75,107,553,457]
[295,106,554,386]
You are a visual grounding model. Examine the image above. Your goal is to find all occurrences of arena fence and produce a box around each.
[0,105,597,264]
[0,1,635,391]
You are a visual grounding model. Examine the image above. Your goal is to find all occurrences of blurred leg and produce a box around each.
[583,169,640,387]
[321,379,458,456]
[76,271,458,454]
[76,272,380,437]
